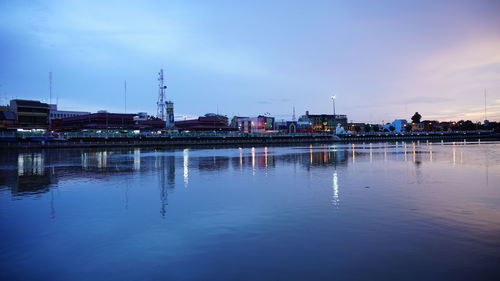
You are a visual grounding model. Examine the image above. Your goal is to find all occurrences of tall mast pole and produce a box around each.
[331,95,336,116]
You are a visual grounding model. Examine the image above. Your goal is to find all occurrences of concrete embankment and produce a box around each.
[1,131,497,149]
[1,134,337,149]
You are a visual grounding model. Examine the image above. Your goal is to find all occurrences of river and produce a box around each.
[1,141,499,280]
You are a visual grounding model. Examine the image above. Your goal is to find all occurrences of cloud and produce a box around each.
[2,0,269,76]
[399,97,454,104]
[391,38,500,121]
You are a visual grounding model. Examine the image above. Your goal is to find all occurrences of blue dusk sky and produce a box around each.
[1,0,499,123]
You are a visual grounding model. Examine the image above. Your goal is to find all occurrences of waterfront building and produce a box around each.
[274,120,298,133]
[136,119,168,130]
[229,116,240,128]
[297,115,313,132]
[53,112,136,131]
[134,112,149,121]
[438,122,454,131]
[175,115,235,132]
[9,99,50,130]
[49,104,90,121]
[347,122,366,133]
[0,109,16,130]
[204,113,229,125]
[298,111,348,132]
[383,119,408,133]
[411,123,425,132]
[421,120,439,131]
[51,112,163,131]
[236,116,275,133]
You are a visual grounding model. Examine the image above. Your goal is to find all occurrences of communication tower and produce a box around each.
[157,69,167,120]
[157,69,175,128]
[49,71,52,104]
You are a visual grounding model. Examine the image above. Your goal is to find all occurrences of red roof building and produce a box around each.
[175,116,236,131]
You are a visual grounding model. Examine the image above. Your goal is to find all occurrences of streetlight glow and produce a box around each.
[330,95,336,116]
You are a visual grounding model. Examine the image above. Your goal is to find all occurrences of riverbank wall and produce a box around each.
[1,131,498,149]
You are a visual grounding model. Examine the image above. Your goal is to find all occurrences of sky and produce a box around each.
[1,0,499,123]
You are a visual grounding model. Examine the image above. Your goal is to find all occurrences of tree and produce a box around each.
[405,124,412,132]
[389,125,395,132]
[411,112,422,123]
[364,124,372,132]
[457,120,476,131]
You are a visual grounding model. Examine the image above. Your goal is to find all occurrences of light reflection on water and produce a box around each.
[0,142,500,281]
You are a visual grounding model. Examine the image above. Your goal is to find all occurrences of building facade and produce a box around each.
[9,99,50,129]
[175,115,235,132]
[383,119,408,133]
[0,110,16,130]
[49,104,90,121]
[298,111,348,132]
[274,120,298,133]
[236,116,275,133]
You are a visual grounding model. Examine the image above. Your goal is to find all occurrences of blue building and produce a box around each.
[383,119,408,132]
[274,120,298,133]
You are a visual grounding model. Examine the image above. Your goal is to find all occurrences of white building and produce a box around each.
[49,104,90,120]
[134,112,148,121]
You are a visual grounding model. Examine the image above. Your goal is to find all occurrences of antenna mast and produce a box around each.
[157,69,167,121]
[49,71,52,104]
[124,80,127,113]
[292,106,296,121]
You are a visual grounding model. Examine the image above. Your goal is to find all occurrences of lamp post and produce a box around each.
[331,95,336,133]
[331,95,336,116]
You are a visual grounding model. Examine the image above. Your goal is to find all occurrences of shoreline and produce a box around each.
[1,131,498,149]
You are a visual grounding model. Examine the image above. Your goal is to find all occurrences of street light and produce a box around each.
[331,95,336,116]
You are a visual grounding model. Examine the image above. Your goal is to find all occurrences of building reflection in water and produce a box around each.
[370,143,373,163]
[385,144,389,162]
[10,152,56,195]
[309,144,313,164]
[413,143,417,163]
[251,147,256,175]
[197,155,230,171]
[232,147,276,171]
[97,151,107,169]
[429,143,433,162]
[403,142,407,162]
[239,147,243,171]
[264,147,268,169]
[134,148,141,171]
[332,170,339,207]
[1,142,482,218]
[352,144,356,164]
[452,142,456,165]
[183,148,189,188]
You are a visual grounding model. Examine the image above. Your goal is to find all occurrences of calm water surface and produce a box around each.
[1,142,500,281]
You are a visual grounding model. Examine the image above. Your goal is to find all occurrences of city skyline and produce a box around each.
[1,0,500,123]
